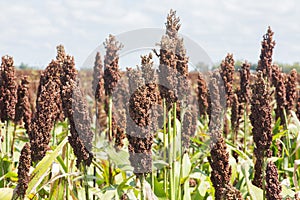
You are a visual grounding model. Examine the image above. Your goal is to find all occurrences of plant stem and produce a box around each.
[108,96,113,142]
[163,98,168,195]
[139,174,145,200]
[10,123,17,157]
[168,110,173,200]
[5,120,9,157]
[52,122,56,146]
[172,103,177,200]
[66,142,69,200]
[243,103,247,153]
[93,101,98,200]
[83,164,89,200]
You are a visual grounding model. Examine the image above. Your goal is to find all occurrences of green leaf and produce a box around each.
[0,188,13,200]
[26,136,68,196]
[248,183,263,200]
[182,153,191,178]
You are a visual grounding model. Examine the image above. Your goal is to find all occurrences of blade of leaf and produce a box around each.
[26,136,68,196]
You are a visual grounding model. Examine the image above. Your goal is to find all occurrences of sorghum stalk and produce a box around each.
[238,61,251,152]
[12,76,32,156]
[126,66,159,198]
[103,35,123,141]
[60,55,94,168]
[0,56,17,160]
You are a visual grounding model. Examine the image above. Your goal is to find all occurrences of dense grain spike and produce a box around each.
[250,72,272,188]
[256,26,275,80]
[0,55,17,122]
[16,143,31,198]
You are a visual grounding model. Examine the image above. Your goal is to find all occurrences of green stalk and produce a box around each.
[66,143,69,200]
[139,174,145,200]
[108,96,113,141]
[262,157,267,200]
[5,120,9,156]
[172,103,177,200]
[52,122,56,146]
[93,101,98,200]
[107,96,114,185]
[168,110,173,200]
[10,123,17,157]
[83,164,90,200]
[243,103,247,153]
[163,98,168,194]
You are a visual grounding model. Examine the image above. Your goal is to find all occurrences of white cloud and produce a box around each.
[0,0,300,67]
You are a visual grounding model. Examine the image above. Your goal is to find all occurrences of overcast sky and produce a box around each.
[1,0,300,68]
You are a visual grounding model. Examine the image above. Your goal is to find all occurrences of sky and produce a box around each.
[1,0,300,69]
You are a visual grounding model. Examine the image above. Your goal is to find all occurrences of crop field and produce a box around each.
[1,10,300,200]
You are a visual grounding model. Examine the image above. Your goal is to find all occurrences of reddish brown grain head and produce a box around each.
[238,61,251,104]
[285,69,297,112]
[266,162,282,200]
[103,34,123,96]
[250,72,272,188]
[92,52,105,101]
[256,26,275,80]
[15,76,32,133]
[60,54,94,167]
[0,55,17,122]
[220,53,235,107]
[197,72,208,118]
[16,143,31,198]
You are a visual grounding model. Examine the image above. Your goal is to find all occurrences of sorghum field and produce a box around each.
[1,10,300,200]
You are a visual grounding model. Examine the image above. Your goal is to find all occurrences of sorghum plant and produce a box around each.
[250,72,272,188]
[60,54,94,167]
[208,72,242,200]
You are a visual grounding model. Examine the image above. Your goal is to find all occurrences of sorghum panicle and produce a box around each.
[256,26,275,80]
[103,34,123,96]
[0,55,17,122]
[285,69,297,113]
[92,52,105,101]
[60,54,94,167]
[16,143,31,198]
[220,53,235,107]
[15,76,32,132]
[29,79,58,162]
[266,162,282,200]
[208,72,242,199]
[272,65,287,125]
[197,72,208,118]
[250,72,272,188]
[238,61,251,104]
